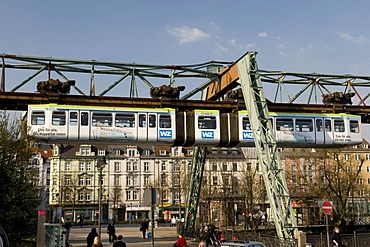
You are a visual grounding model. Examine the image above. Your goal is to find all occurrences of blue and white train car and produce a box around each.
[238,110,362,147]
[28,104,176,144]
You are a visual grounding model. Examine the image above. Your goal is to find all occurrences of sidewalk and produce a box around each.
[68,223,199,247]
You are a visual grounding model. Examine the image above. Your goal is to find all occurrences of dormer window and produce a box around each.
[160,150,166,155]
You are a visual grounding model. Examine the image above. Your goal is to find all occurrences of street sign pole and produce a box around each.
[325,214,330,247]
[321,201,333,247]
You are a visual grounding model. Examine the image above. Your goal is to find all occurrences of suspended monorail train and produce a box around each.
[27,104,363,147]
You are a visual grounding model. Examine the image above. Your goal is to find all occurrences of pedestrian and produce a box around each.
[173,233,188,247]
[92,236,103,247]
[107,221,116,244]
[140,220,149,239]
[331,226,342,246]
[86,227,98,247]
[113,235,127,247]
[64,218,72,243]
[79,214,84,228]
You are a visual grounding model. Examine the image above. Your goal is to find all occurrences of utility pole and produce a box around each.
[96,156,107,239]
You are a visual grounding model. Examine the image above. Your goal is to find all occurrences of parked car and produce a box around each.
[220,240,266,247]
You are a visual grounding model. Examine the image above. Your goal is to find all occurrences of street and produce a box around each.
[68,223,199,247]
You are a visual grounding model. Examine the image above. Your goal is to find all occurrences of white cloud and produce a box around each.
[337,31,368,44]
[258,32,268,38]
[167,26,210,45]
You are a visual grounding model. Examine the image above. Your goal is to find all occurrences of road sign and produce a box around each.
[322,201,332,215]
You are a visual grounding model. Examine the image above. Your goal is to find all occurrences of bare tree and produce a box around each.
[60,173,80,222]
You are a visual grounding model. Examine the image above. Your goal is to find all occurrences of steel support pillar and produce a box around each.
[184,146,207,236]
[237,52,297,242]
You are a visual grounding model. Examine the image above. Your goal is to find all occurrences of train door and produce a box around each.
[323,118,334,145]
[138,113,158,142]
[69,111,79,140]
[79,111,90,140]
[314,118,325,145]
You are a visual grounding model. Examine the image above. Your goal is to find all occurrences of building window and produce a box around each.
[128,149,136,157]
[161,174,167,186]
[161,163,167,171]
[114,176,120,186]
[188,150,193,155]
[126,191,132,201]
[86,178,91,186]
[65,177,70,185]
[212,163,217,171]
[355,154,361,160]
[126,176,132,186]
[188,162,192,172]
[232,163,237,172]
[367,166,370,173]
[133,191,138,200]
[86,162,91,171]
[174,163,180,172]
[86,193,91,202]
[144,162,149,172]
[79,177,84,186]
[133,162,138,171]
[344,154,350,161]
[174,148,179,156]
[212,176,218,185]
[79,163,84,172]
[98,149,105,156]
[126,162,132,171]
[113,149,121,156]
[81,148,90,156]
[114,162,120,172]
[133,176,138,186]
[222,163,227,171]
[160,150,166,155]
[78,193,84,201]
[173,176,180,186]
[53,162,58,171]
[367,154,370,160]
[65,163,71,171]
[144,176,150,186]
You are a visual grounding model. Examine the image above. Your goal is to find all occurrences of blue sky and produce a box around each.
[2,1,370,75]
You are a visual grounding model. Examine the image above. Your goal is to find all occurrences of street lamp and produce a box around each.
[96,156,107,239]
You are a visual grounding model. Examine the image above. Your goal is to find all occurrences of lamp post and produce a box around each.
[96,156,107,239]
[129,203,132,224]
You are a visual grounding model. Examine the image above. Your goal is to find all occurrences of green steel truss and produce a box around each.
[237,52,297,241]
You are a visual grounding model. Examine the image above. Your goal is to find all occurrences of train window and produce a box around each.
[70,112,78,126]
[334,119,345,132]
[316,119,323,132]
[350,120,360,133]
[276,118,293,131]
[115,114,135,127]
[149,114,156,128]
[198,116,217,129]
[295,119,313,132]
[81,112,89,126]
[139,114,146,127]
[242,117,251,130]
[92,113,112,127]
[31,111,45,125]
[159,115,171,128]
[325,119,332,132]
[52,111,66,126]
